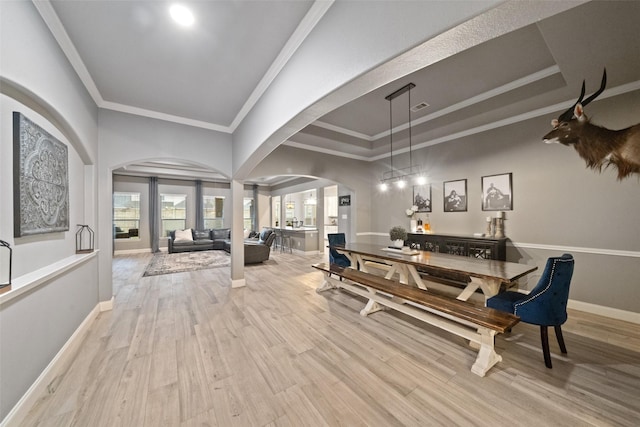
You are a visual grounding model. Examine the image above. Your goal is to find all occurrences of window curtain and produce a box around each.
[149,176,160,253]
[195,180,203,230]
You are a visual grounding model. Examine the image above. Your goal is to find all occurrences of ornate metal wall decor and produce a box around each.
[13,112,69,237]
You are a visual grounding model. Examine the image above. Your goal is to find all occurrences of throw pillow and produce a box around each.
[258,228,272,244]
[174,229,193,242]
[243,229,250,239]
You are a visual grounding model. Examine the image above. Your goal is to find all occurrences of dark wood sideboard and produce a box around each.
[406,233,507,261]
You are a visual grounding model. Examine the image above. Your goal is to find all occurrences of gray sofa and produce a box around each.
[223,228,276,264]
[168,228,230,253]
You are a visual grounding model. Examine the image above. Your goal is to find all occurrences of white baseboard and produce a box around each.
[231,278,246,288]
[1,302,102,427]
[99,296,114,311]
[113,248,153,255]
[568,299,640,324]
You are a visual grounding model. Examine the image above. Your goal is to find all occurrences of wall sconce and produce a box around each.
[75,224,95,254]
[0,240,12,289]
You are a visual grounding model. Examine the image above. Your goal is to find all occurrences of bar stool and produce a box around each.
[273,229,282,250]
[279,231,292,253]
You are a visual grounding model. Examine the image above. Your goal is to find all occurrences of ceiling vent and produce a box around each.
[411,101,430,112]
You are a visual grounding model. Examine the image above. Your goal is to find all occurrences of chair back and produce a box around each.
[263,231,277,247]
[328,233,350,267]
[514,253,574,326]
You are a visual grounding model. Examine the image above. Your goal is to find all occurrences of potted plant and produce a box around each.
[389,226,407,248]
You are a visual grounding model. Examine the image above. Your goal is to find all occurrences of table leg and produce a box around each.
[457,276,501,301]
[407,265,427,290]
[384,263,399,280]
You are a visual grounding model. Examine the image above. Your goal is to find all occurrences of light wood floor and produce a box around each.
[20,251,640,426]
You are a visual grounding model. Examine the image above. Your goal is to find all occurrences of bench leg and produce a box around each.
[471,329,501,377]
[360,299,384,316]
[316,272,337,293]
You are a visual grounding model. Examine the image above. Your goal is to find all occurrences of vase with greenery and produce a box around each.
[389,226,407,248]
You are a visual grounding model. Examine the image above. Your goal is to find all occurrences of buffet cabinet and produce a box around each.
[406,233,507,261]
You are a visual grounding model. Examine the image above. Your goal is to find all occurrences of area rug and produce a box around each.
[142,251,230,277]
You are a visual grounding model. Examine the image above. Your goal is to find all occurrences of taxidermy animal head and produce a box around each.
[543,69,640,180]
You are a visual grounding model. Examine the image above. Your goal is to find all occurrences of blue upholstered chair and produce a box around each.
[487,253,575,368]
[327,233,350,268]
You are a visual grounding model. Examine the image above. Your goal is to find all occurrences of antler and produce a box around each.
[581,68,607,107]
[557,68,607,122]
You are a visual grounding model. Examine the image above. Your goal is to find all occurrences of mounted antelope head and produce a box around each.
[543,69,640,180]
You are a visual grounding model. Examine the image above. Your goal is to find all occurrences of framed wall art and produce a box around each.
[338,195,351,206]
[412,184,431,212]
[482,173,513,211]
[13,112,69,237]
[443,179,467,212]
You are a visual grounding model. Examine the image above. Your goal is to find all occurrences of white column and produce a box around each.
[230,179,245,288]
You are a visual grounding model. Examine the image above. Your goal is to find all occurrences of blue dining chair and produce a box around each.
[487,253,575,368]
[327,233,350,268]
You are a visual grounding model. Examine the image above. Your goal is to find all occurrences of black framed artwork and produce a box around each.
[338,195,351,206]
[412,184,431,212]
[443,179,467,212]
[482,173,513,211]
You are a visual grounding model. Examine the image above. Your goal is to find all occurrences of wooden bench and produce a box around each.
[312,263,519,377]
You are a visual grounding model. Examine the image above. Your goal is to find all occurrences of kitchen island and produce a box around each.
[279,227,319,253]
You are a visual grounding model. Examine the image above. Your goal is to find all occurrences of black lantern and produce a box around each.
[75,224,94,254]
[0,240,11,288]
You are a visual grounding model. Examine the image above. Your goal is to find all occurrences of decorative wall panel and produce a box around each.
[13,112,69,237]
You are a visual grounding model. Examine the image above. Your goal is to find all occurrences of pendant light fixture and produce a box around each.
[379,83,424,191]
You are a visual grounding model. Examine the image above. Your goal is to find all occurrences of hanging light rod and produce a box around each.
[384,82,416,101]
[380,83,424,191]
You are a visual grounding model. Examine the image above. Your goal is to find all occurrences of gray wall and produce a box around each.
[0,1,100,420]
[97,110,233,300]
[249,146,372,244]
[370,90,640,313]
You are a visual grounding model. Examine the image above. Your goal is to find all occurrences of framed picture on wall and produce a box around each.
[443,179,467,212]
[338,195,351,206]
[412,184,431,212]
[482,173,513,211]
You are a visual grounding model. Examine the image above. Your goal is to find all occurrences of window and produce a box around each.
[243,198,253,231]
[203,195,224,229]
[161,193,187,236]
[113,192,140,239]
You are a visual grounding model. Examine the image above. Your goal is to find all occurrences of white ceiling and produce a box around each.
[41,1,640,182]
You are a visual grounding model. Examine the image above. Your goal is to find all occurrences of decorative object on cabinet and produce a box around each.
[485,216,493,237]
[443,179,467,212]
[413,184,431,212]
[75,224,95,254]
[13,112,69,237]
[0,240,12,289]
[389,226,408,248]
[482,173,512,211]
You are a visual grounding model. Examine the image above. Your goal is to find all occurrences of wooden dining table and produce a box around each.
[328,242,537,301]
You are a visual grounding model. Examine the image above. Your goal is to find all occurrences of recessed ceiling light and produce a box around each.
[169,4,194,27]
